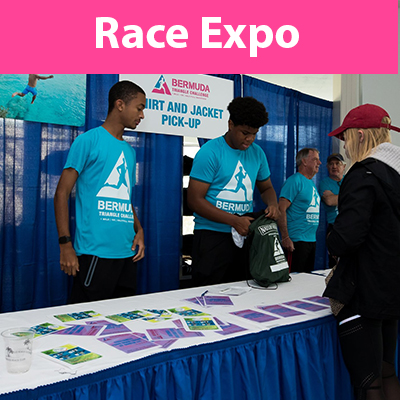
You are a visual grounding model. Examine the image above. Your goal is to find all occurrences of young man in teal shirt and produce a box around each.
[54,81,146,303]
[188,97,280,287]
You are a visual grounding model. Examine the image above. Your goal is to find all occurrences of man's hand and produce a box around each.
[264,204,280,220]
[60,244,79,276]
[281,236,295,252]
[232,215,254,236]
[132,229,145,262]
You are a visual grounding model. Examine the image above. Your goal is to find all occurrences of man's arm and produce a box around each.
[54,168,79,276]
[187,178,254,236]
[37,75,54,80]
[322,190,338,206]
[277,197,295,252]
[131,208,145,262]
[256,178,280,220]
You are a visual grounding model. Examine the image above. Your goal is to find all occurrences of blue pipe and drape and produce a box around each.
[0,74,332,313]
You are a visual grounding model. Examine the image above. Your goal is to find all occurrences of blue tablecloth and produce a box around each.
[1,315,353,400]
[3,273,399,400]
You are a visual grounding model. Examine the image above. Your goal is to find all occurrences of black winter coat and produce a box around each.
[323,157,400,319]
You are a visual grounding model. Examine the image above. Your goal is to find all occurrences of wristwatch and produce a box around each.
[58,236,71,244]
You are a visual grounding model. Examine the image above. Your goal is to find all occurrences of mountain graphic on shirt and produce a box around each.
[216,161,253,202]
[306,186,320,213]
[96,152,131,200]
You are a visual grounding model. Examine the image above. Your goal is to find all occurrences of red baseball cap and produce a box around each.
[328,104,400,140]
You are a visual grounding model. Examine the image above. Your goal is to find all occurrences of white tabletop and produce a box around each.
[0,272,331,396]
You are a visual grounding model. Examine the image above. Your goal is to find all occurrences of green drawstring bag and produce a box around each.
[247,215,290,287]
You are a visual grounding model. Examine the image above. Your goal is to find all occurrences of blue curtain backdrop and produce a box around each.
[206,75,332,271]
[0,74,182,313]
[197,74,242,146]
[243,75,332,271]
[206,74,333,269]
[1,74,332,313]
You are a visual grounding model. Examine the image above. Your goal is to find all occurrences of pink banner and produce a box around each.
[2,0,398,73]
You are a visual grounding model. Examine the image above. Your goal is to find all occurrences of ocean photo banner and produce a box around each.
[0,75,86,126]
[1,0,397,74]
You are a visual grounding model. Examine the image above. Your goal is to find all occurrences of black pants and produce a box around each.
[69,255,137,304]
[336,306,398,396]
[191,230,247,287]
[286,241,316,273]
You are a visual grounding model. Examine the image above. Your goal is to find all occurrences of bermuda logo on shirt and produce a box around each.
[216,161,253,202]
[215,161,253,214]
[306,187,320,223]
[96,152,131,200]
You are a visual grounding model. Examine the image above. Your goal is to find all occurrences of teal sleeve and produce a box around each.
[279,175,299,203]
[64,133,92,175]
[256,147,271,181]
[190,143,218,184]
[318,179,330,197]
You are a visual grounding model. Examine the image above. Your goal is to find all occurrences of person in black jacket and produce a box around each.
[323,104,400,400]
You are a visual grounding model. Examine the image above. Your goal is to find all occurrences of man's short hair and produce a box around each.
[227,97,269,128]
[296,148,319,167]
[108,81,146,114]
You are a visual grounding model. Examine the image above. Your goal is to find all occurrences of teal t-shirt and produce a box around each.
[64,126,137,258]
[190,136,271,233]
[318,176,342,224]
[279,172,320,242]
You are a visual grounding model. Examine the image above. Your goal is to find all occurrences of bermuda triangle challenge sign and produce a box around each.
[120,74,233,139]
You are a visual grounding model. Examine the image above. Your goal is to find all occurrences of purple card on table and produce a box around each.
[214,318,247,335]
[98,333,158,353]
[204,296,234,306]
[53,324,103,336]
[99,324,131,336]
[257,304,304,317]
[85,320,110,326]
[284,300,327,312]
[185,297,206,307]
[152,339,178,348]
[147,328,203,340]
[130,332,149,340]
[230,309,279,323]
[303,296,331,306]
[172,319,184,328]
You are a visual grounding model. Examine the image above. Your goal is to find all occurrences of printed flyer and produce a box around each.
[168,306,210,317]
[29,322,67,338]
[230,309,279,323]
[54,311,101,322]
[182,317,222,332]
[42,344,102,366]
[98,333,158,353]
[106,310,153,323]
[284,300,328,312]
[257,304,304,318]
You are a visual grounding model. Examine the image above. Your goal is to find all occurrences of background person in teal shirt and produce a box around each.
[278,148,321,273]
[319,153,346,267]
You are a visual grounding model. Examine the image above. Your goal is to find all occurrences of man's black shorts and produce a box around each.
[191,229,247,287]
[69,255,137,303]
